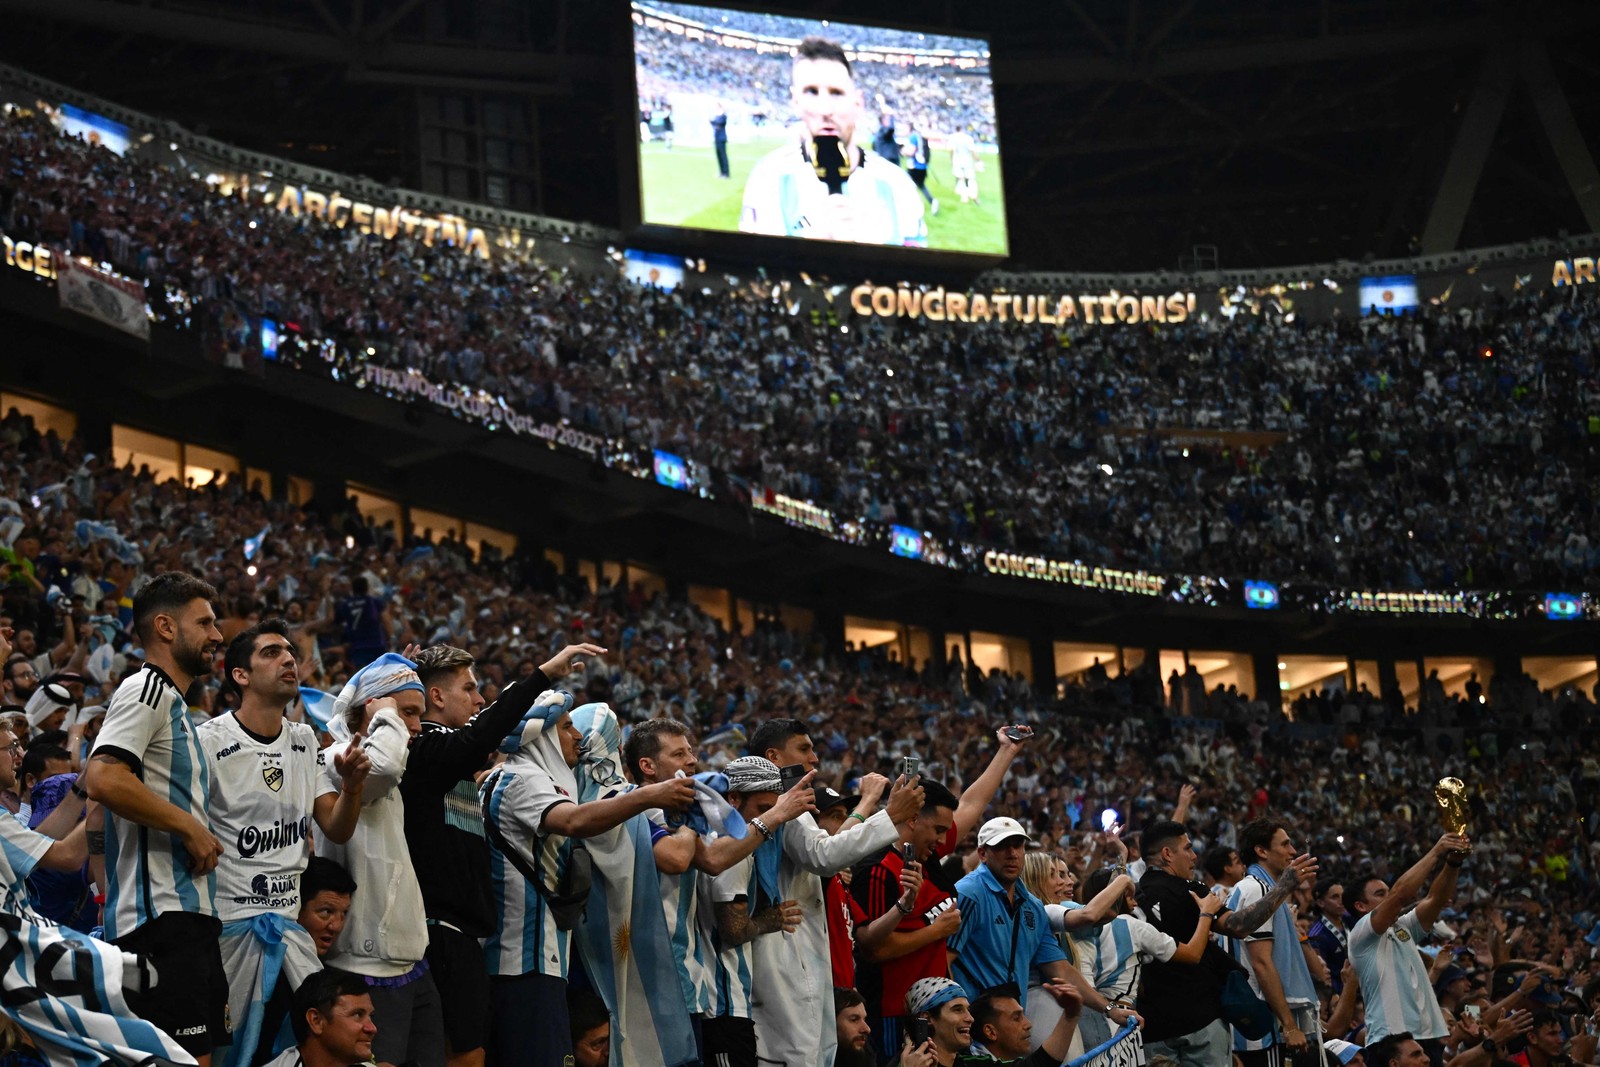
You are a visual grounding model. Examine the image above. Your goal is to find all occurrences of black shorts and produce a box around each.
[426,923,490,1053]
[116,912,230,1057]
[703,1015,756,1067]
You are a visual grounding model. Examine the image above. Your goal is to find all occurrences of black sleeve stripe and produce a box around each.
[94,745,144,777]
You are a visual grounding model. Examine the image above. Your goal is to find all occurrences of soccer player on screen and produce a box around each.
[739,37,927,247]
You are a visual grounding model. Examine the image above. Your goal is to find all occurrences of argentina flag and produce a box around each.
[569,704,697,1067]
[0,907,196,1066]
[298,687,338,732]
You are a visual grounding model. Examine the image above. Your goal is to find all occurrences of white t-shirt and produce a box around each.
[197,714,335,921]
[1349,909,1448,1041]
[701,854,757,1020]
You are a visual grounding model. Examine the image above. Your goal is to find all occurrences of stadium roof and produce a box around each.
[1,0,1596,271]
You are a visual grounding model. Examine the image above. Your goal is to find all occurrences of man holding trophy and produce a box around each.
[1346,779,1473,1067]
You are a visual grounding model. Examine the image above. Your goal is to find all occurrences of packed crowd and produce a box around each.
[1,408,1599,1067]
[634,19,999,143]
[5,106,1600,591]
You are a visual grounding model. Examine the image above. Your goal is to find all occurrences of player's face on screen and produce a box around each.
[791,57,861,146]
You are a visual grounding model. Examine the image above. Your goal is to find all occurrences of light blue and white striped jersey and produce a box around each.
[1348,909,1448,1041]
[1077,914,1178,1005]
[700,853,757,1020]
[649,813,714,1015]
[0,815,51,913]
[483,765,573,979]
[92,664,216,940]
[1227,869,1321,1052]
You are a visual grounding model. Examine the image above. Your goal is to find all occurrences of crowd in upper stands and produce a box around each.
[634,17,999,144]
[2,396,1599,1067]
[5,105,1600,594]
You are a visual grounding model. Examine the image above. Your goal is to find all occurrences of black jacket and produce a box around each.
[399,669,552,937]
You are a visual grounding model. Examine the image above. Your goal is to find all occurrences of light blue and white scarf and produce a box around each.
[569,703,697,1067]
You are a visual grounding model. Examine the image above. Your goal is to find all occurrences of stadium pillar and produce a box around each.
[71,404,112,458]
[1030,635,1056,696]
[1378,659,1403,715]
[1519,42,1600,233]
[1252,653,1281,715]
[814,608,845,656]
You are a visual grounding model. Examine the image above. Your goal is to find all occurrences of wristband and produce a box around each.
[71,782,89,800]
[848,812,867,823]
[751,817,772,840]
[1445,858,1464,867]
[896,898,915,915]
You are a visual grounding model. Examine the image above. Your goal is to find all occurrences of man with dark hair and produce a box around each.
[836,987,874,1067]
[1203,845,1246,899]
[406,640,601,1067]
[266,970,379,1067]
[963,983,1084,1066]
[1135,819,1315,1067]
[3,655,39,707]
[1228,818,1321,1067]
[567,988,611,1067]
[334,576,387,670]
[853,728,1033,1059]
[1363,1032,1429,1067]
[703,756,811,1067]
[626,717,816,1060]
[83,571,230,1067]
[201,619,371,1067]
[748,718,926,1067]
[739,36,927,246]
[1307,877,1349,993]
[1347,833,1471,1060]
[297,856,356,958]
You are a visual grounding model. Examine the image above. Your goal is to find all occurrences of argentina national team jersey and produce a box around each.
[1348,909,1448,1041]
[197,714,334,921]
[740,142,928,246]
[649,812,714,1015]
[483,765,573,979]
[699,853,756,1020]
[92,665,216,940]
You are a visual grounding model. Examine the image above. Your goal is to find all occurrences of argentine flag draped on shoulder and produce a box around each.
[0,817,197,1066]
[569,703,698,1067]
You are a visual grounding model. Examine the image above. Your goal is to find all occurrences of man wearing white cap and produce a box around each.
[947,818,1074,1002]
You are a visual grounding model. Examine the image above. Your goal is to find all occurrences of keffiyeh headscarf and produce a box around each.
[723,756,782,795]
[502,689,578,801]
[905,977,967,1016]
[330,653,423,738]
[25,683,74,732]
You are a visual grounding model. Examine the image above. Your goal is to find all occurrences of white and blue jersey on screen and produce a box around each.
[91,664,217,940]
[739,140,928,247]
[1348,908,1448,1041]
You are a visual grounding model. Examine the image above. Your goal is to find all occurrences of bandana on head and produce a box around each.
[723,755,782,795]
[330,653,423,737]
[905,977,966,1017]
[504,689,580,803]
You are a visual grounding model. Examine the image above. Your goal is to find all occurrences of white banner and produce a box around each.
[56,257,149,340]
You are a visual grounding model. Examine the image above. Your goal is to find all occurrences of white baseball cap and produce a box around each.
[1325,1040,1362,1064]
[976,816,1034,848]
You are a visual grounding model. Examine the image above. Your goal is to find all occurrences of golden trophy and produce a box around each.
[1435,777,1470,835]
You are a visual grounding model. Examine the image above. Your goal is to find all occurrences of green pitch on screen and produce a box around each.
[639,137,1009,256]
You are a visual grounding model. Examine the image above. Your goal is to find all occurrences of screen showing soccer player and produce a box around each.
[632,2,1008,256]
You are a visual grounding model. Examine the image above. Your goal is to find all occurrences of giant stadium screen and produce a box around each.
[631,2,1008,257]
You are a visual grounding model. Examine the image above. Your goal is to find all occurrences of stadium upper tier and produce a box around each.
[2,71,1599,600]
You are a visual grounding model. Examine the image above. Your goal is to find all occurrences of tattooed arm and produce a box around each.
[1212,854,1319,939]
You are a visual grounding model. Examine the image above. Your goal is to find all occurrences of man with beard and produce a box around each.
[84,572,230,1067]
[835,988,875,1067]
[201,620,371,1067]
[3,655,40,707]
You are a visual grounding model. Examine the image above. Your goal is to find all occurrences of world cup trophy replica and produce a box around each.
[1434,777,1469,834]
